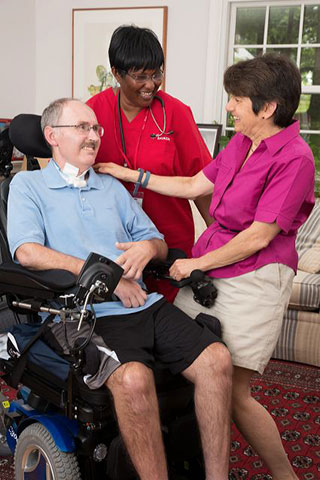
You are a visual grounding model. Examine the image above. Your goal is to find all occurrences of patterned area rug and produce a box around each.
[230,360,320,479]
[0,359,319,479]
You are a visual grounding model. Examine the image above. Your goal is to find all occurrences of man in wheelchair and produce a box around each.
[6,98,232,480]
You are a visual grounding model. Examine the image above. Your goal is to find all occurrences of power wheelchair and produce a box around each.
[0,115,219,480]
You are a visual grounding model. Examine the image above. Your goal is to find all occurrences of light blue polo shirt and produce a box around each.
[7,159,163,316]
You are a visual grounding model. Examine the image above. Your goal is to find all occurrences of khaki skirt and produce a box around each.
[174,263,294,375]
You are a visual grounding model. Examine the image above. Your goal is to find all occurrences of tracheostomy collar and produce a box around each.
[59,162,88,188]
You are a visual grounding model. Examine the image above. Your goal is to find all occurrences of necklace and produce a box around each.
[249,143,258,154]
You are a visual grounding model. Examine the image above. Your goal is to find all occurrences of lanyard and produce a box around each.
[115,91,149,170]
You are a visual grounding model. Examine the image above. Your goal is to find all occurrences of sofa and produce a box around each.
[273,199,320,367]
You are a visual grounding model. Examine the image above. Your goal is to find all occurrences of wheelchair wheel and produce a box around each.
[0,404,11,456]
[14,423,81,480]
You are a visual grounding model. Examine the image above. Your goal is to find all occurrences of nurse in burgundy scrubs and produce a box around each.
[88,25,213,302]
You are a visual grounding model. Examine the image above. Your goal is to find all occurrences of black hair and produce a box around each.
[109,25,164,74]
[224,53,301,127]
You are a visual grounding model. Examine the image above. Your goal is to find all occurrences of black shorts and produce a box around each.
[94,298,222,375]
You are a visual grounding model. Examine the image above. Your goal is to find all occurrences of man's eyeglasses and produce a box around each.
[125,71,164,84]
[51,123,104,137]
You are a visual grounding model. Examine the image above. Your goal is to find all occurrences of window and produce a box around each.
[226,1,320,195]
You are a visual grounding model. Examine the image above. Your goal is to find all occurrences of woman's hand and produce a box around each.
[169,258,204,281]
[114,278,147,308]
[94,162,136,183]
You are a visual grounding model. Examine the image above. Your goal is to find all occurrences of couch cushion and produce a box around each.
[296,200,320,274]
[274,309,320,367]
[289,269,320,311]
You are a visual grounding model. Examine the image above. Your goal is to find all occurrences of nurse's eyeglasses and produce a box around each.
[123,70,164,84]
[51,123,104,137]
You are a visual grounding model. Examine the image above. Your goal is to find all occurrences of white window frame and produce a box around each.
[204,0,320,137]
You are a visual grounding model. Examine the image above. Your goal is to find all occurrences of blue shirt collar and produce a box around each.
[42,159,104,190]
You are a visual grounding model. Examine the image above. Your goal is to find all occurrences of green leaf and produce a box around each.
[96,65,107,82]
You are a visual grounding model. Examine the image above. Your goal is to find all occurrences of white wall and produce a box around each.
[0,0,36,117]
[0,0,228,121]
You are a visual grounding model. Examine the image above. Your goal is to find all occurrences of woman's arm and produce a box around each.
[194,195,214,227]
[94,163,214,200]
[169,221,281,280]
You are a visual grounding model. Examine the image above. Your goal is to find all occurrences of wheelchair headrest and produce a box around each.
[9,114,51,158]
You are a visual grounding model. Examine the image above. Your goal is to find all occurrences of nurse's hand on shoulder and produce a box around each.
[115,241,155,280]
[94,162,134,182]
[169,258,203,281]
[114,278,147,308]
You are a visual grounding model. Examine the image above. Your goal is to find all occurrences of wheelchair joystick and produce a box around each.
[77,280,107,331]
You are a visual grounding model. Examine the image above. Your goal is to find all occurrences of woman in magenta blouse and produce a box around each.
[96,54,314,478]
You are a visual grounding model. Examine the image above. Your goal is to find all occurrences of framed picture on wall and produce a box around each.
[197,124,222,158]
[0,118,11,132]
[72,7,168,102]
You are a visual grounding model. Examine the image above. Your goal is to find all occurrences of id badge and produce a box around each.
[134,190,144,208]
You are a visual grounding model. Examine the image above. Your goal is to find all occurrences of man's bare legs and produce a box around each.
[106,362,168,480]
[232,366,299,480]
[182,343,233,480]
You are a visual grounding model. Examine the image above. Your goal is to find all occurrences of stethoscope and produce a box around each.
[117,92,174,158]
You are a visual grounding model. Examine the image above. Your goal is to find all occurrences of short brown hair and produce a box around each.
[223,54,301,127]
[41,98,78,132]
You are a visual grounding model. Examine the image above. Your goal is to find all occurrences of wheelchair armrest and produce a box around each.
[164,248,188,266]
[0,261,76,292]
[144,248,187,279]
[146,251,218,308]
[0,253,121,306]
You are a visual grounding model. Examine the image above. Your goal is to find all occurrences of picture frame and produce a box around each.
[72,7,168,102]
[0,118,11,132]
[197,124,222,158]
